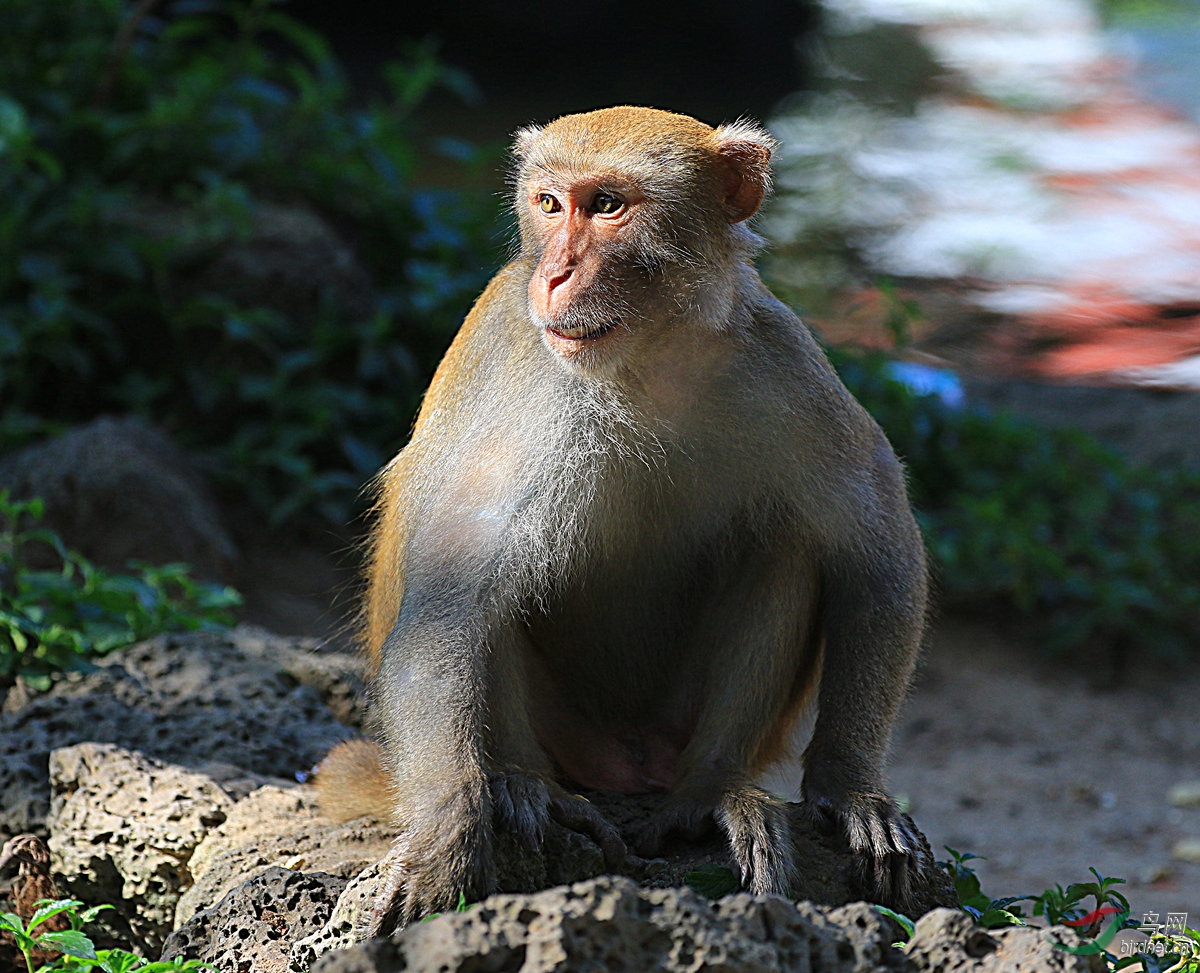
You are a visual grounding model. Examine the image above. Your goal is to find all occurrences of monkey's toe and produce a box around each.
[490,772,628,869]
[489,771,552,850]
[633,795,716,858]
[805,792,935,914]
[635,786,796,897]
[547,788,629,869]
[716,786,798,896]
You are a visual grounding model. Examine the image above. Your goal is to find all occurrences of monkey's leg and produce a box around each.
[369,598,624,935]
[801,545,933,913]
[485,626,628,869]
[635,546,819,896]
[366,597,496,934]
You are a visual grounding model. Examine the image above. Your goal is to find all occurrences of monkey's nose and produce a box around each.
[545,268,572,292]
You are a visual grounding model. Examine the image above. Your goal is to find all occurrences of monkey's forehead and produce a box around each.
[513,106,719,172]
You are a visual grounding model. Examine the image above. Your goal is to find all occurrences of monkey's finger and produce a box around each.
[548,794,628,869]
[489,773,551,850]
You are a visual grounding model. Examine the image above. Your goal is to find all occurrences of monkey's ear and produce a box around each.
[512,124,545,163]
[713,120,776,223]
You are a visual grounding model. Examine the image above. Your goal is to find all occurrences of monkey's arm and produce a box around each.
[801,430,933,910]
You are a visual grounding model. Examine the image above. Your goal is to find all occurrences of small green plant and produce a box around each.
[1030,867,1131,929]
[0,492,241,688]
[418,891,473,923]
[0,899,110,973]
[939,847,1031,929]
[878,849,1180,971]
[874,905,916,947]
[0,898,210,973]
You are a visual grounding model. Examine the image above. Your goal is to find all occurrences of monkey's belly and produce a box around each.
[541,723,684,794]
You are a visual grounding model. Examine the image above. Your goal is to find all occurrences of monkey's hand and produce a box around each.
[491,771,628,869]
[635,783,798,896]
[802,789,935,913]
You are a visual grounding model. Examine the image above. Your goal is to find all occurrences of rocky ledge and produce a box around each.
[0,627,1100,972]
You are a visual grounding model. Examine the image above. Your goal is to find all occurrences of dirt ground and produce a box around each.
[891,613,1200,926]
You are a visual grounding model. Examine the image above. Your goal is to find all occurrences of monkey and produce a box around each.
[317,105,932,934]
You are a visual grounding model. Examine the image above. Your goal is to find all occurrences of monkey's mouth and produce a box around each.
[545,321,618,342]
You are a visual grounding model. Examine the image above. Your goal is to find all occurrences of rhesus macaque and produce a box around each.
[319,105,931,932]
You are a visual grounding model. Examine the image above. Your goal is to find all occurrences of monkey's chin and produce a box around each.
[542,321,618,357]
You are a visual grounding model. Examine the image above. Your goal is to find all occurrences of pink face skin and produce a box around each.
[525,179,645,359]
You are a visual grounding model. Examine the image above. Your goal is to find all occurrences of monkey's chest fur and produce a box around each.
[507,446,812,796]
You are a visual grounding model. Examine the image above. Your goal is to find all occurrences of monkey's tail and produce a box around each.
[312,738,398,824]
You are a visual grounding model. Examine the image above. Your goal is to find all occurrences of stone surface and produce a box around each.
[0,416,237,580]
[310,876,910,973]
[0,626,359,835]
[904,908,1104,972]
[164,867,350,973]
[177,785,395,927]
[46,744,234,955]
[287,791,955,967]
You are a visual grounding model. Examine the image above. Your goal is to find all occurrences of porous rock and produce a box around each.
[904,907,1105,972]
[176,784,395,926]
[0,626,358,834]
[308,876,910,973]
[46,744,234,955]
[163,867,350,973]
[285,791,953,967]
[0,416,236,580]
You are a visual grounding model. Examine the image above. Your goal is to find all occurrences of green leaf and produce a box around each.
[874,905,916,940]
[683,864,741,899]
[0,911,27,936]
[29,899,85,932]
[35,929,98,960]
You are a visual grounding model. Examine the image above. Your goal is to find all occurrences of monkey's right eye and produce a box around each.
[538,194,561,213]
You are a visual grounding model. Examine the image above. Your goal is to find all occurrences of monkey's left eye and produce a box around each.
[592,193,623,215]
[538,194,560,213]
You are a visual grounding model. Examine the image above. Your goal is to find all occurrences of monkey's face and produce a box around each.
[523,177,665,362]
[513,107,776,368]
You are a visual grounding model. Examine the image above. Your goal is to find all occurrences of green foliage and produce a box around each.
[834,348,1200,660]
[1029,867,1131,928]
[418,891,473,923]
[882,850,1152,972]
[1,900,108,973]
[874,905,916,947]
[0,0,498,525]
[0,899,209,973]
[938,847,1031,929]
[0,491,240,688]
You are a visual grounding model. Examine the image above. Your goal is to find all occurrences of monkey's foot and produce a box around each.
[490,771,628,869]
[364,817,494,938]
[803,791,935,913]
[635,785,798,896]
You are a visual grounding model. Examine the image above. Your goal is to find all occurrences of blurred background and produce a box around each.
[1,0,1199,940]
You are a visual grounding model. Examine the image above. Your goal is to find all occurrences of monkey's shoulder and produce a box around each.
[732,288,866,414]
